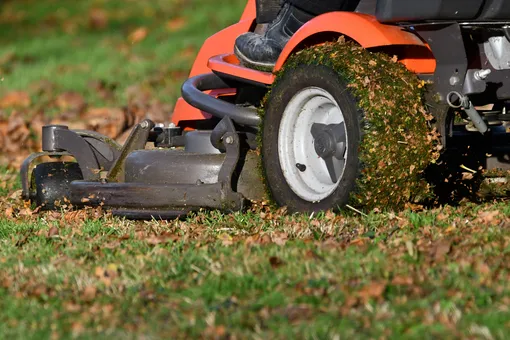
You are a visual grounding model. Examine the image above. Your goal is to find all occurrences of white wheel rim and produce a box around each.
[278,87,348,202]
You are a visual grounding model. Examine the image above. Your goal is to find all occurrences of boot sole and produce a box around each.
[234,45,276,72]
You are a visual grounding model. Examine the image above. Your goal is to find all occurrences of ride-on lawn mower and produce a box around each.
[21,0,510,219]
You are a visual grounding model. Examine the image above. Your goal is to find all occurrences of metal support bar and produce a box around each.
[43,126,101,180]
[106,119,155,182]
[41,125,123,180]
[464,102,489,134]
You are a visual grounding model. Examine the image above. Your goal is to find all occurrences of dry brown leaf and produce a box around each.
[166,17,186,32]
[88,79,116,101]
[47,226,59,238]
[218,233,233,246]
[280,305,312,323]
[203,325,227,338]
[64,302,82,313]
[476,262,491,276]
[88,8,108,30]
[4,206,13,219]
[177,46,196,60]
[461,172,474,181]
[55,92,86,113]
[269,256,285,269]
[476,210,500,225]
[82,107,127,139]
[0,91,30,108]
[71,322,84,336]
[391,276,413,286]
[81,285,97,302]
[128,27,148,44]
[432,239,451,262]
[272,232,288,246]
[358,281,386,302]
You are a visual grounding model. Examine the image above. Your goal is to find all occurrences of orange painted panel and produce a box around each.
[172,1,256,125]
[274,12,436,74]
[208,54,274,84]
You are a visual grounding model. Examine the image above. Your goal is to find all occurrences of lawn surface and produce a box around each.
[1,0,510,339]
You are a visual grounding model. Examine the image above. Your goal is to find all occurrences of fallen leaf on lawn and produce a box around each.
[88,8,108,30]
[391,276,413,286]
[82,285,97,302]
[55,91,86,113]
[269,256,285,269]
[0,91,30,108]
[128,27,148,44]
[145,232,179,246]
[462,172,474,181]
[203,325,226,338]
[166,17,186,32]
[350,238,367,247]
[105,263,119,278]
[476,262,491,276]
[218,233,233,246]
[177,46,196,60]
[431,239,451,262]
[47,226,59,238]
[271,232,288,246]
[358,281,386,302]
[29,79,55,96]
[476,210,500,225]
[82,107,127,139]
[304,249,325,261]
[279,305,312,323]
[71,322,84,336]
[88,79,116,101]
[4,206,13,219]
[64,302,82,313]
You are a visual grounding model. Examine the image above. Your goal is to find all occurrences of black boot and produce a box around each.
[234,3,315,70]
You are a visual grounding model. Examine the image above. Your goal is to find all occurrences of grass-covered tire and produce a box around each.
[262,64,361,213]
[260,42,440,213]
[32,162,83,210]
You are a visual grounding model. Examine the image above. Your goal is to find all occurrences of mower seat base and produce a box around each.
[375,0,510,23]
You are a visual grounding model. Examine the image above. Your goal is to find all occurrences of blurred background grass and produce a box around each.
[0,0,246,107]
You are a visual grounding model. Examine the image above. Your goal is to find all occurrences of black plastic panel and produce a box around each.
[376,0,485,22]
[479,0,510,20]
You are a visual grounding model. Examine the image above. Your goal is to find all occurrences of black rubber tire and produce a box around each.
[32,162,83,210]
[262,64,362,213]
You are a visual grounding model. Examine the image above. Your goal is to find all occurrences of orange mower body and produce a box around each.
[172,0,436,127]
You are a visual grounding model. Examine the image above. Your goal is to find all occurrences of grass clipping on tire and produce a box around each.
[261,41,441,211]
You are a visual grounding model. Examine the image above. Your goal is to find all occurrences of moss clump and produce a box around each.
[259,41,441,211]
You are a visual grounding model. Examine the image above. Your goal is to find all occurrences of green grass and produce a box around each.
[1,0,510,338]
[0,204,509,338]
[0,0,246,107]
